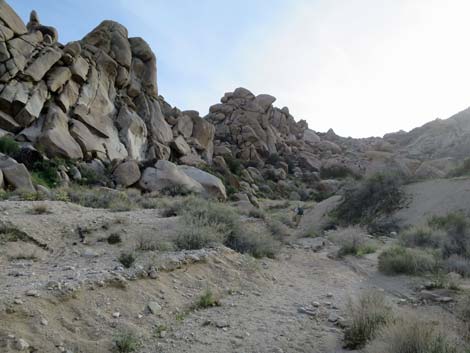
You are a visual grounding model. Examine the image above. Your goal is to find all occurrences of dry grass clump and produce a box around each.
[365,315,464,353]
[136,233,174,252]
[29,203,51,215]
[343,290,392,349]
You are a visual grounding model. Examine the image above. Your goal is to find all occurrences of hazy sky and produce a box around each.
[10,0,470,137]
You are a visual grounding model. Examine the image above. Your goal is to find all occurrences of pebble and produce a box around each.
[41,318,48,326]
[328,313,340,323]
[312,301,320,307]
[112,312,120,318]
[326,293,333,298]
[13,299,23,305]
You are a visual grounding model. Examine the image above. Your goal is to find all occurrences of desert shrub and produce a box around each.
[31,159,69,188]
[365,316,463,353]
[175,221,223,250]
[400,225,446,248]
[320,164,358,180]
[225,229,279,259]
[224,155,242,176]
[266,219,290,238]
[113,332,140,353]
[137,233,174,252]
[247,208,266,220]
[343,290,392,349]
[193,288,220,310]
[67,186,135,210]
[338,238,376,258]
[378,246,438,275]
[429,213,470,258]
[174,196,279,257]
[0,135,20,157]
[266,153,280,166]
[458,294,470,341]
[448,158,470,178]
[107,233,122,245]
[29,203,50,215]
[118,252,135,268]
[366,217,400,235]
[445,255,470,277]
[333,173,404,226]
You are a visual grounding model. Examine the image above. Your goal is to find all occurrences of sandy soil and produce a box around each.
[0,199,465,353]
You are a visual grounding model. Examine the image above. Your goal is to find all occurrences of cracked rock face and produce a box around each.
[0,1,213,165]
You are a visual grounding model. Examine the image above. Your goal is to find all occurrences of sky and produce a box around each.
[9,0,470,137]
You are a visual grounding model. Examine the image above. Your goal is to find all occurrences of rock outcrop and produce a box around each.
[0,2,213,169]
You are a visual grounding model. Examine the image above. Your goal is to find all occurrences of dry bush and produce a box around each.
[175,196,279,258]
[400,225,446,248]
[67,186,136,211]
[333,173,405,226]
[225,228,280,259]
[378,246,438,275]
[343,290,392,349]
[445,255,470,277]
[136,233,174,252]
[29,203,50,215]
[328,227,377,258]
[365,315,464,353]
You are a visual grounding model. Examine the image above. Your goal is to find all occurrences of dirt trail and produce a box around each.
[155,242,364,353]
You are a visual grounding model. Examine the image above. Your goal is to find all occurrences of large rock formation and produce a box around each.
[0,2,213,168]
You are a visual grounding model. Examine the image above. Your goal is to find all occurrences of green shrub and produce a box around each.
[378,246,438,275]
[333,173,404,226]
[193,288,220,310]
[31,159,67,188]
[343,290,392,349]
[0,135,20,157]
[224,155,242,176]
[118,252,135,268]
[113,332,140,353]
[365,316,463,353]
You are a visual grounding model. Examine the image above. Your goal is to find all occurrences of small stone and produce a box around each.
[328,313,340,323]
[326,293,333,298]
[112,312,120,318]
[25,289,39,297]
[148,269,158,279]
[14,338,30,351]
[148,301,162,314]
[13,299,23,305]
[312,301,320,307]
[40,318,48,326]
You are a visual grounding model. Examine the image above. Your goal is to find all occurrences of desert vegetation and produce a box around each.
[380,212,470,277]
[332,173,405,231]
